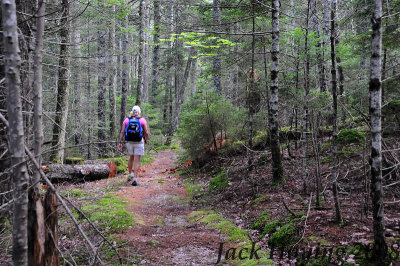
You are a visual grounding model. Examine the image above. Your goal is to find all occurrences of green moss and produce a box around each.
[337,129,365,144]
[268,223,296,249]
[252,130,269,149]
[251,211,270,231]
[209,170,228,191]
[65,157,84,165]
[261,219,281,238]
[185,182,202,197]
[101,156,129,173]
[60,188,87,198]
[220,140,245,155]
[82,193,134,233]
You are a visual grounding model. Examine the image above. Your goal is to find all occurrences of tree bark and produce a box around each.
[136,0,150,105]
[97,25,107,157]
[50,0,71,163]
[150,0,161,105]
[369,0,387,259]
[213,0,221,94]
[120,18,128,126]
[29,0,46,264]
[269,0,284,183]
[43,189,59,266]
[46,162,116,183]
[2,0,29,263]
[330,0,344,225]
[108,6,117,140]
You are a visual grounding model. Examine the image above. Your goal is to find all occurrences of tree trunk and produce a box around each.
[108,6,117,140]
[43,189,59,266]
[369,0,387,259]
[330,0,343,225]
[136,0,150,105]
[150,0,161,105]
[269,0,285,183]
[1,0,29,263]
[301,0,311,194]
[120,18,128,126]
[213,0,221,94]
[50,0,71,163]
[72,16,83,153]
[29,0,46,264]
[97,25,107,157]
[46,162,116,182]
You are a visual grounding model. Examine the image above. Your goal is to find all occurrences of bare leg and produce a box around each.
[133,155,141,178]
[128,155,134,175]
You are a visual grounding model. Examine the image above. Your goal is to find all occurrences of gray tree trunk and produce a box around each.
[97,26,107,156]
[136,0,150,105]
[108,7,117,139]
[29,0,46,264]
[369,0,387,259]
[310,0,326,92]
[269,0,284,183]
[120,18,128,126]
[72,17,83,152]
[50,0,71,163]
[213,0,221,94]
[150,0,161,105]
[330,0,343,225]
[1,0,29,263]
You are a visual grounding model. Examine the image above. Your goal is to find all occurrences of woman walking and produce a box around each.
[118,105,149,186]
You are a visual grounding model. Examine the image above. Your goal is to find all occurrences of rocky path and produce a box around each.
[117,150,226,265]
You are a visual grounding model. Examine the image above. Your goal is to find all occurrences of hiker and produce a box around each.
[118,105,149,186]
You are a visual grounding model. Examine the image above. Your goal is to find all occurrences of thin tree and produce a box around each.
[120,18,128,126]
[108,5,117,139]
[29,0,46,264]
[150,0,161,105]
[97,24,107,156]
[269,0,285,183]
[2,0,29,263]
[213,0,222,93]
[50,0,71,163]
[369,0,387,259]
[330,0,343,225]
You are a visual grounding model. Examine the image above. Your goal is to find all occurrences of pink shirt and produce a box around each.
[123,117,147,128]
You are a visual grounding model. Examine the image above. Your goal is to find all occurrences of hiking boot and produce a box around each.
[131,179,137,186]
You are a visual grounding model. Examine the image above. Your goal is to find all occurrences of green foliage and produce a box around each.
[185,182,202,197]
[82,193,134,233]
[209,170,228,191]
[261,219,281,238]
[251,211,270,231]
[337,129,365,144]
[177,91,241,158]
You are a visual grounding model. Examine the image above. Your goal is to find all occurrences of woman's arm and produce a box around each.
[119,124,126,143]
[143,123,149,144]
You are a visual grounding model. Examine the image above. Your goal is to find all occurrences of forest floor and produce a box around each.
[114,149,227,265]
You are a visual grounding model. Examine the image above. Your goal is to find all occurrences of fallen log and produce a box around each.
[45,161,117,183]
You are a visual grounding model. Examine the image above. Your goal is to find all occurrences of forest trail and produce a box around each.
[117,150,224,265]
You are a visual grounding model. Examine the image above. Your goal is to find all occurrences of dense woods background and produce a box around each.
[0,0,399,264]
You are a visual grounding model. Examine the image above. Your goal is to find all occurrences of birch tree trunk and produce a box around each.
[213,0,221,94]
[330,0,343,225]
[2,0,29,263]
[50,0,70,163]
[369,0,387,259]
[97,25,107,156]
[269,0,284,183]
[29,0,46,264]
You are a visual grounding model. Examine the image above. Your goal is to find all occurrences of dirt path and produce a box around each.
[117,150,225,265]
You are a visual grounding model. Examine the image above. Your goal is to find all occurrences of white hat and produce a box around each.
[132,105,141,114]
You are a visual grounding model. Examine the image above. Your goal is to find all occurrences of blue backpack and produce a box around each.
[125,117,143,142]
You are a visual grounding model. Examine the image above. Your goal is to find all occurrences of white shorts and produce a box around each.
[126,140,145,155]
